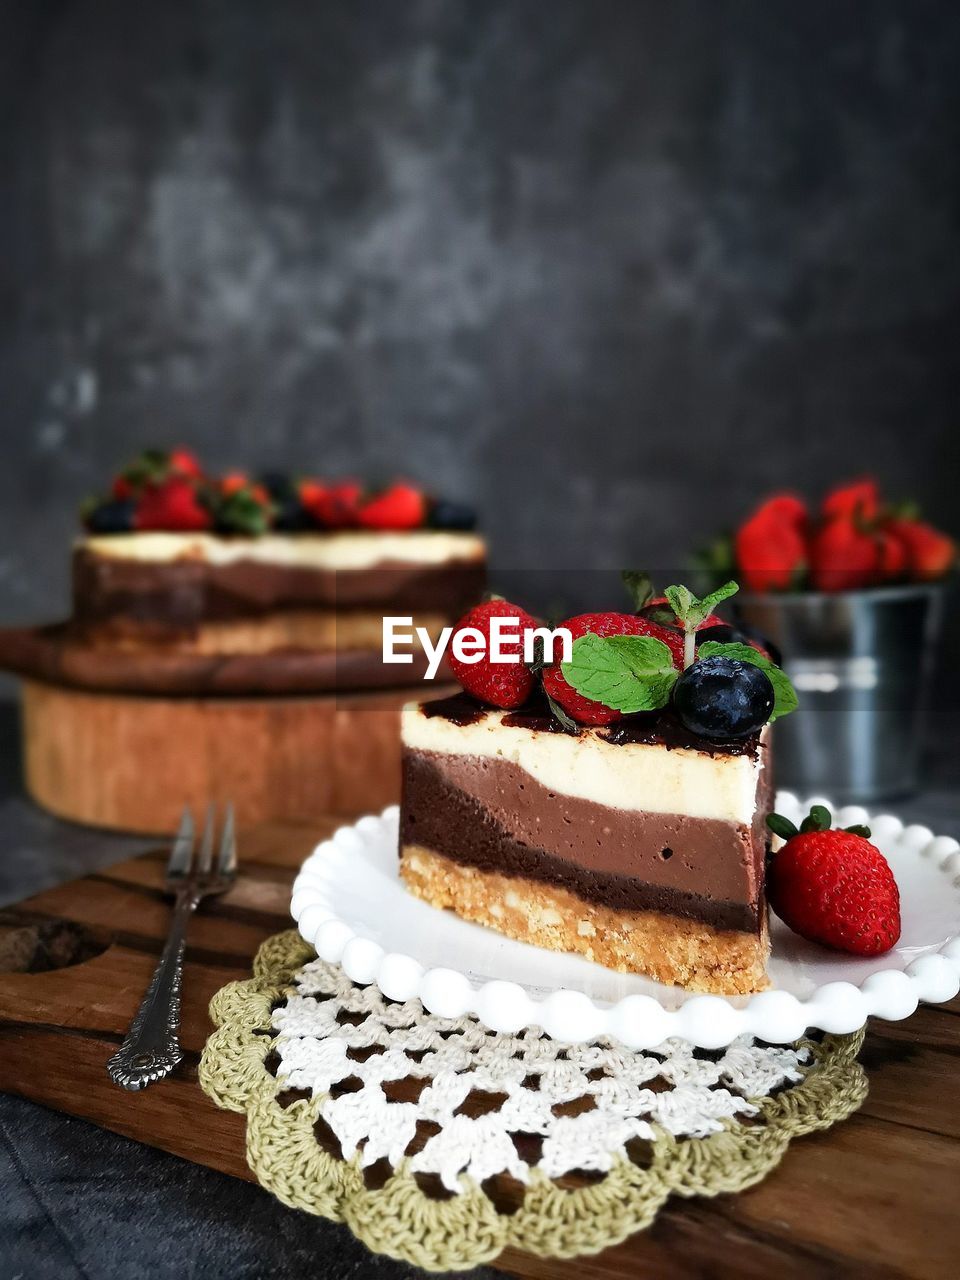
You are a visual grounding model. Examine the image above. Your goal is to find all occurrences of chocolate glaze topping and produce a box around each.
[420,691,763,758]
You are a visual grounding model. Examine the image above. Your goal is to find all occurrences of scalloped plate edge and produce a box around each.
[291,798,960,1048]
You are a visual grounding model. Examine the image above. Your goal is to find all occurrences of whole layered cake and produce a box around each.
[76,449,485,659]
[399,578,800,994]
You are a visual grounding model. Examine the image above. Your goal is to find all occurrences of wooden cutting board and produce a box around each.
[0,821,957,1279]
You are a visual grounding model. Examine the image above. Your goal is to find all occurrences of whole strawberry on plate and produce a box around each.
[766,806,901,956]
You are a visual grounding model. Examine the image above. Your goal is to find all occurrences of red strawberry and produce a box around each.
[541,663,621,726]
[875,525,909,582]
[358,482,426,531]
[220,470,250,497]
[448,599,538,709]
[135,477,212,532]
[885,518,955,582]
[760,493,809,530]
[810,516,879,591]
[298,480,329,524]
[734,494,809,593]
[821,477,880,524]
[542,613,675,725]
[767,814,901,956]
[112,474,134,500]
[300,480,362,528]
[168,447,204,479]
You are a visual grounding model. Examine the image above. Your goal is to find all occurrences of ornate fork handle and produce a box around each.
[107,891,198,1090]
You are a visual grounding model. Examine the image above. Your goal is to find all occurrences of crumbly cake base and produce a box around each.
[400,843,770,996]
[79,610,449,656]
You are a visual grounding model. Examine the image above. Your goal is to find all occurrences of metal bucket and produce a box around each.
[734,583,946,803]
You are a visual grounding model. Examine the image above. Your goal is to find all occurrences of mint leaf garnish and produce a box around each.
[664,584,696,624]
[663,579,739,668]
[561,634,677,714]
[215,489,272,535]
[545,692,579,732]
[697,580,740,614]
[697,640,798,722]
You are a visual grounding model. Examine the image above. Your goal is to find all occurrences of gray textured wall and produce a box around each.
[1,0,958,623]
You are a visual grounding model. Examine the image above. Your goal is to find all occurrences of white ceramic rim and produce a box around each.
[290,795,960,1048]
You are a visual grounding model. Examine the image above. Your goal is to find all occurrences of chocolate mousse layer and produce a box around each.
[401,748,771,933]
[73,549,486,629]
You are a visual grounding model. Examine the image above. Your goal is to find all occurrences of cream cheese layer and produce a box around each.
[78,530,486,571]
[401,703,768,826]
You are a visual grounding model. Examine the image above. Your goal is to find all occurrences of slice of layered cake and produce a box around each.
[399,581,797,994]
[75,449,485,659]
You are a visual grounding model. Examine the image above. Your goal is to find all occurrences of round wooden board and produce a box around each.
[20,678,443,834]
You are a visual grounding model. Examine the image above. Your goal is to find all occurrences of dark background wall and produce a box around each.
[1,0,959,623]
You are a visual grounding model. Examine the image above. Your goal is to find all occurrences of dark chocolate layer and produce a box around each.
[73,548,485,628]
[422,691,763,758]
[401,748,770,932]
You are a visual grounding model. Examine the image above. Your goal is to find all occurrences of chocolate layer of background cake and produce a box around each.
[399,695,772,993]
[72,532,486,653]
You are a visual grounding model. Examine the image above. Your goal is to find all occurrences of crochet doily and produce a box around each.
[200,931,867,1272]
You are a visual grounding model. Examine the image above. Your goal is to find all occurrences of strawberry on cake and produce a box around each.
[75,449,485,659]
[399,574,799,995]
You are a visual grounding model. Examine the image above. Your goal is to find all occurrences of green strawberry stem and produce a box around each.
[766,807,872,842]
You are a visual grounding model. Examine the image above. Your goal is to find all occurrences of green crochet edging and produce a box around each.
[199,930,867,1273]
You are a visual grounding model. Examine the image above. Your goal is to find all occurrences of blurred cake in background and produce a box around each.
[75,449,486,658]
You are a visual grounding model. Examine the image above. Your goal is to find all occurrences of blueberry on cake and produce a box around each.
[399,578,797,995]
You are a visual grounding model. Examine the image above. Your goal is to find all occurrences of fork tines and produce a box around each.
[167,803,237,887]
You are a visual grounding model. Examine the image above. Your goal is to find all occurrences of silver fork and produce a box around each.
[107,804,237,1091]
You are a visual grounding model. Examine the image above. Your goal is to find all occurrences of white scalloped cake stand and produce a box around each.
[290,792,960,1048]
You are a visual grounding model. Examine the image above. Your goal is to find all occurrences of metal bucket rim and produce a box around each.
[735,581,951,608]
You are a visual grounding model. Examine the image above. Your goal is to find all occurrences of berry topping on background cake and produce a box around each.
[135,476,213,532]
[80,452,476,536]
[766,807,901,956]
[84,498,137,534]
[211,473,273,535]
[299,480,363,528]
[428,499,477,531]
[85,448,212,532]
[258,472,312,531]
[447,599,538,709]
[358,482,426,530]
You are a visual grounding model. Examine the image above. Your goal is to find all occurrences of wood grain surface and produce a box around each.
[18,680,448,832]
[0,820,956,1279]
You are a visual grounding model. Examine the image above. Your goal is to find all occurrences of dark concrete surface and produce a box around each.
[0,1,958,628]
